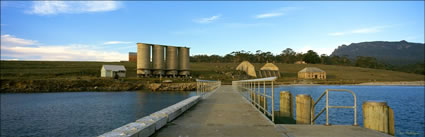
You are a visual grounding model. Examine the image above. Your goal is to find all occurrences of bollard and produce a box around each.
[363,101,395,136]
[279,91,293,118]
[296,94,312,124]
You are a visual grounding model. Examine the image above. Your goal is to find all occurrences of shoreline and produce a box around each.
[355,81,425,86]
[0,79,197,93]
[280,81,425,86]
[1,79,423,93]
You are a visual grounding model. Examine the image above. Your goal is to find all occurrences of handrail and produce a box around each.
[311,89,357,126]
[232,77,277,122]
[196,79,221,97]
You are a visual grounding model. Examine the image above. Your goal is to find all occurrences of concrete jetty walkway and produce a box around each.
[152,85,286,137]
[152,85,391,137]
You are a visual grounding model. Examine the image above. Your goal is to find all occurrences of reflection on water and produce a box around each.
[0,90,196,137]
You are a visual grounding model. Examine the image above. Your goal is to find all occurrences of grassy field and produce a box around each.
[1,61,423,84]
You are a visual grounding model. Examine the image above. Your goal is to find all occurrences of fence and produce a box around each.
[311,89,357,126]
[196,79,221,96]
[232,77,277,122]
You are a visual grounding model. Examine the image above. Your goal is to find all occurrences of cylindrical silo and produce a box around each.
[152,45,165,76]
[166,46,178,76]
[137,43,151,76]
[178,47,190,76]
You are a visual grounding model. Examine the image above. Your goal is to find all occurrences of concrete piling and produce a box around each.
[257,94,261,107]
[259,95,267,112]
[363,101,395,136]
[296,94,312,124]
[250,92,255,105]
[279,91,293,118]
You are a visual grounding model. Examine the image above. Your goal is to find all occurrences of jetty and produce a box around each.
[100,79,394,137]
[153,85,392,137]
[153,85,283,137]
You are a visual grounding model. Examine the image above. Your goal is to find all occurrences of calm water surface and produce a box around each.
[2,86,424,137]
[1,90,196,137]
[247,85,424,137]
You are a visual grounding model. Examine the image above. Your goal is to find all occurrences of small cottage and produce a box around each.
[258,63,280,78]
[101,65,126,78]
[236,61,257,77]
[298,67,326,80]
[295,61,307,64]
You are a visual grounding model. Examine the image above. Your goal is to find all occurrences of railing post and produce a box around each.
[326,90,329,125]
[354,94,358,126]
[257,81,263,110]
[196,81,199,96]
[271,81,274,122]
[253,82,256,107]
[263,81,266,114]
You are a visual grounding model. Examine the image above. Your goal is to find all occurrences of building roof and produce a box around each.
[236,61,257,77]
[260,63,279,71]
[299,67,325,73]
[129,52,137,55]
[102,65,126,71]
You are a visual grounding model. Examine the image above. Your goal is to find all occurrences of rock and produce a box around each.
[162,80,173,83]
[148,83,162,91]
[147,83,196,91]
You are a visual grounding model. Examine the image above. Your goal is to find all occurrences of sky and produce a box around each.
[1,1,424,61]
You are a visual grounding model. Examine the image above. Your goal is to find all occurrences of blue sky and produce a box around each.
[1,1,424,61]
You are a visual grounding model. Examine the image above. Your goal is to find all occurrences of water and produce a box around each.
[242,85,424,137]
[0,90,196,137]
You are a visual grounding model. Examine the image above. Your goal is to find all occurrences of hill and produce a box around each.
[1,61,423,84]
[330,40,424,65]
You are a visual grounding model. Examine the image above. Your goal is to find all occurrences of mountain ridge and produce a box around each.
[330,40,424,65]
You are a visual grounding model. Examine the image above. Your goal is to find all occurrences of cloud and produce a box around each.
[1,34,127,61]
[224,22,273,28]
[296,45,334,55]
[329,26,389,36]
[103,41,132,45]
[194,15,221,24]
[27,1,121,15]
[255,13,283,19]
[254,7,299,19]
[1,34,38,46]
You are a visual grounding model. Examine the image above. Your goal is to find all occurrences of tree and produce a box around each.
[355,56,379,68]
[303,50,321,64]
[280,48,296,63]
[320,54,332,64]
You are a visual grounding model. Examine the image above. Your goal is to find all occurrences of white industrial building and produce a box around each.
[101,65,126,78]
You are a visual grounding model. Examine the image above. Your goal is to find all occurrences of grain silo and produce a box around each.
[152,45,165,76]
[178,47,190,76]
[137,43,151,76]
[166,46,178,76]
[128,52,137,63]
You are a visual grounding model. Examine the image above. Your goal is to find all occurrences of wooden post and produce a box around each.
[279,91,293,118]
[250,92,255,105]
[296,94,312,124]
[363,101,395,135]
[259,95,267,112]
[257,94,261,108]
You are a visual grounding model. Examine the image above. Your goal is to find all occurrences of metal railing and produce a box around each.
[196,79,221,96]
[232,77,277,122]
[311,89,357,126]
